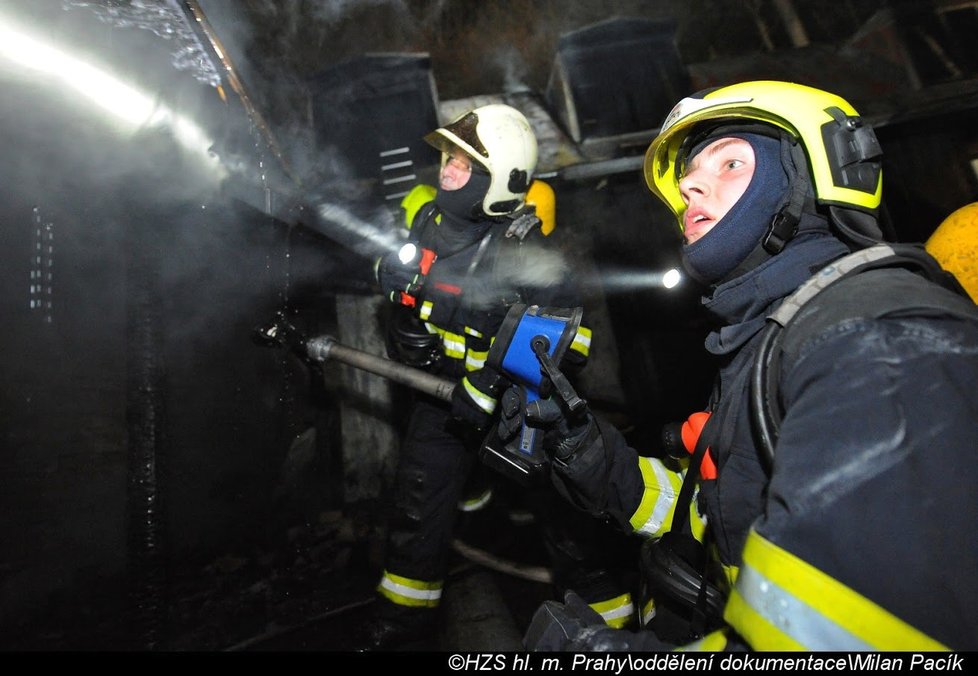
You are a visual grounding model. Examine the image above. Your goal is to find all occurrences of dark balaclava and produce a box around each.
[681,132,790,285]
[434,168,491,222]
[431,168,493,253]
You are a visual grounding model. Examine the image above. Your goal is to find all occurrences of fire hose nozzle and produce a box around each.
[303,333,456,403]
[305,335,336,362]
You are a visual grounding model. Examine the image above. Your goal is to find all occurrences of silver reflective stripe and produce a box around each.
[572,329,591,352]
[465,353,487,370]
[737,564,874,651]
[634,458,680,536]
[770,244,897,326]
[463,377,497,414]
[641,600,657,626]
[442,333,465,358]
[598,600,635,623]
[379,576,442,602]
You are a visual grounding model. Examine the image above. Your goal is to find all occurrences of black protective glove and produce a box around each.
[497,384,638,526]
[524,590,674,652]
[450,368,502,431]
[376,249,424,304]
[523,396,597,463]
[524,590,605,651]
[496,386,596,462]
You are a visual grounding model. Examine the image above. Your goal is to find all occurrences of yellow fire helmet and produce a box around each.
[644,80,883,236]
[926,202,978,303]
[424,103,538,217]
[525,179,555,236]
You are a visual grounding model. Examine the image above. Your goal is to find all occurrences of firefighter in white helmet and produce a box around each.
[364,104,634,649]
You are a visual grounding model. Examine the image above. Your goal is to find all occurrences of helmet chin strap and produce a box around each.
[762,140,808,255]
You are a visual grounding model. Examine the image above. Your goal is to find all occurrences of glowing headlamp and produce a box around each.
[398,242,418,265]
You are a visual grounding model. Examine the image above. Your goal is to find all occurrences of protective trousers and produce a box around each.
[381,396,636,627]
[383,397,476,602]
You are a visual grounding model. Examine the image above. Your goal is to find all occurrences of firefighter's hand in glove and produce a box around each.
[525,399,620,520]
[524,590,605,651]
[450,369,502,431]
[524,396,597,463]
[376,250,423,304]
[494,386,595,457]
[524,590,670,652]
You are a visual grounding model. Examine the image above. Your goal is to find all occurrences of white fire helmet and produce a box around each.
[424,103,538,217]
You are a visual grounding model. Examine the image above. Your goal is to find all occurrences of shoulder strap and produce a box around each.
[504,209,542,241]
[750,243,977,467]
[670,412,719,537]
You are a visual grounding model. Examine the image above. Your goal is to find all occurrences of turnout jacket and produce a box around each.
[554,231,978,650]
[385,184,591,406]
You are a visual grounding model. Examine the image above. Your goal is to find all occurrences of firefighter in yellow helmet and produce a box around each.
[507,81,978,651]
[363,104,635,649]
[927,202,978,302]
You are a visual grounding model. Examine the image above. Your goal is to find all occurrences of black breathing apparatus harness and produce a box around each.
[750,241,975,468]
[643,240,974,640]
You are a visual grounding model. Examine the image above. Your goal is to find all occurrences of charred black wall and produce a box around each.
[547,17,691,144]
[0,71,346,646]
[309,54,440,199]
[876,108,978,243]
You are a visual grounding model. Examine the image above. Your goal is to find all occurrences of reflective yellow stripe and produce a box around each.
[689,502,707,542]
[419,300,433,321]
[426,323,465,359]
[571,325,592,357]
[378,570,442,608]
[728,531,948,651]
[679,628,729,651]
[590,593,635,629]
[640,596,656,627]
[441,331,466,359]
[400,184,437,229]
[465,348,488,371]
[721,561,739,589]
[628,456,684,536]
[458,487,493,512]
[463,376,497,414]
[463,326,483,338]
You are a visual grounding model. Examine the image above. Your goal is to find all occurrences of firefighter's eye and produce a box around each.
[446,156,472,173]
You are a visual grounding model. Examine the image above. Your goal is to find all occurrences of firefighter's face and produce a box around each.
[440,149,473,191]
[678,137,756,244]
